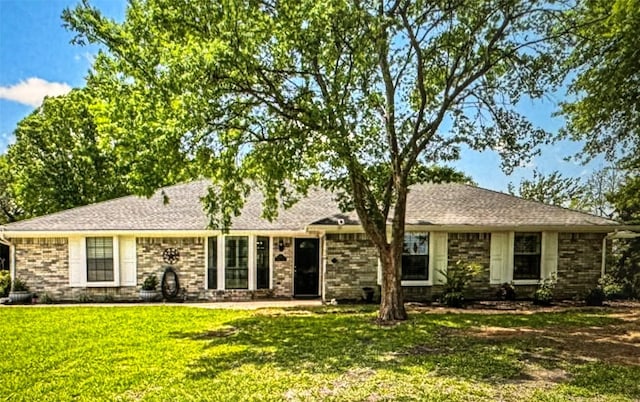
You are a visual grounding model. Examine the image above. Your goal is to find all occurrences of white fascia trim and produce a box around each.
[512,279,541,286]
[3,229,316,238]
[401,280,431,287]
[308,224,626,234]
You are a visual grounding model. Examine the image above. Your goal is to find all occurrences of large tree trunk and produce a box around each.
[377,184,408,322]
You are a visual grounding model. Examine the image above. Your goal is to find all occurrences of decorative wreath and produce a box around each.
[162,248,180,264]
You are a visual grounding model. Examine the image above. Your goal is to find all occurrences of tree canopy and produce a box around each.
[5,89,131,218]
[65,0,577,321]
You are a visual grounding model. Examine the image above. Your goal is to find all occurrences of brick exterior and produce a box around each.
[10,230,607,303]
[556,232,604,298]
[325,233,378,300]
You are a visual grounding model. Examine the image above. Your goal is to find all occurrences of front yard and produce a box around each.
[1,304,638,401]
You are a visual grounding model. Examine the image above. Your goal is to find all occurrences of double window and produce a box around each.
[401,233,429,281]
[513,233,541,280]
[86,237,114,282]
[207,236,271,290]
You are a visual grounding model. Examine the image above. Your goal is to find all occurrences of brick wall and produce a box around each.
[13,238,69,300]
[325,233,378,300]
[447,232,495,299]
[556,232,604,298]
[272,236,294,297]
[137,237,206,300]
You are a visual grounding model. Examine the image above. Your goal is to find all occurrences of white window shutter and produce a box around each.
[119,236,137,286]
[490,232,511,284]
[431,232,448,284]
[541,232,558,279]
[68,237,85,286]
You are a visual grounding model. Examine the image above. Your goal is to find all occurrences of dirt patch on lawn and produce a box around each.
[466,308,640,366]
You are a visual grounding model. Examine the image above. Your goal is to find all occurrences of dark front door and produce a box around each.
[294,238,320,297]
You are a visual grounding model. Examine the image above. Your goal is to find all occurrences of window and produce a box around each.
[401,233,429,281]
[256,237,270,289]
[207,237,217,289]
[513,233,541,280]
[86,237,114,282]
[225,236,248,289]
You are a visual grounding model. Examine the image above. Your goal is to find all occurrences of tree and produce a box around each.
[65,0,576,322]
[508,169,588,210]
[6,88,130,217]
[561,0,640,163]
[0,156,23,224]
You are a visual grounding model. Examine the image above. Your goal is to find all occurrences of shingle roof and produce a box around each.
[2,181,619,233]
[312,183,619,228]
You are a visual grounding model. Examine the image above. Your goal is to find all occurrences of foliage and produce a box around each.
[439,261,483,307]
[598,274,625,300]
[498,282,517,301]
[0,306,638,401]
[508,169,589,210]
[533,275,556,305]
[10,277,29,292]
[5,88,132,218]
[0,156,23,224]
[561,0,640,164]
[141,274,158,291]
[0,271,10,297]
[64,0,577,322]
[584,286,605,306]
[39,293,55,304]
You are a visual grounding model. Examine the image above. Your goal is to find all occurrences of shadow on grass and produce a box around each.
[170,307,639,399]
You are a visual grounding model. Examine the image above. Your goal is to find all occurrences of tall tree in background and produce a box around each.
[507,169,588,210]
[562,0,640,295]
[66,0,576,321]
[6,89,130,218]
[0,156,23,224]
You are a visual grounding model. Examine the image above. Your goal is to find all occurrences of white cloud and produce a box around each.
[0,77,72,107]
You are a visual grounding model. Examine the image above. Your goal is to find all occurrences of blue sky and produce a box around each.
[0,0,602,192]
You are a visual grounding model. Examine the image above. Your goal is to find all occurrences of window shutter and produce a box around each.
[431,232,448,284]
[490,232,511,284]
[68,237,85,286]
[541,232,558,279]
[119,236,137,286]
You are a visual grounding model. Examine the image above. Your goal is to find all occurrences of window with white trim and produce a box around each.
[401,233,429,281]
[86,237,114,282]
[513,233,541,280]
[225,236,249,289]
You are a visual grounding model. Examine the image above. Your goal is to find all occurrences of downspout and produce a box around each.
[601,235,607,279]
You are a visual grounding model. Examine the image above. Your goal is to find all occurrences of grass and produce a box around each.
[0,304,638,401]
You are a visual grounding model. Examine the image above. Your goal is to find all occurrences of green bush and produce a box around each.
[598,274,625,299]
[11,277,29,292]
[439,261,482,307]
[0,271,10,297]
[142,274,158,291]
[497,282,517,301]
[533,276,556,305]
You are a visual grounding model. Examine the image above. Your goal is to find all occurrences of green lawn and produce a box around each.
[1,305,638,401]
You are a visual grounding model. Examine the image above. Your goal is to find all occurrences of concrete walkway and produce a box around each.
[1,299,324,309]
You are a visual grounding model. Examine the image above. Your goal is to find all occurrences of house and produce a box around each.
[0,180,631,302]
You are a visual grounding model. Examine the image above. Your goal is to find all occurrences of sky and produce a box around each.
[0,0,604,193]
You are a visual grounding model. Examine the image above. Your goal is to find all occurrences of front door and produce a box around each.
[294,238,320,297]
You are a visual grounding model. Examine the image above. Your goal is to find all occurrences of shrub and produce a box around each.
[0,271,11,297]
[439,261,482,307]
[11,277,29,292]
[142,274,158,291]
[40,293,55,304]
[598,274,625,300]
[584,286,606,306]
[497,282,517,301]
[533,275,556,305]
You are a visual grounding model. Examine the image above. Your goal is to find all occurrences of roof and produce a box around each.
[1,181,620,234]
